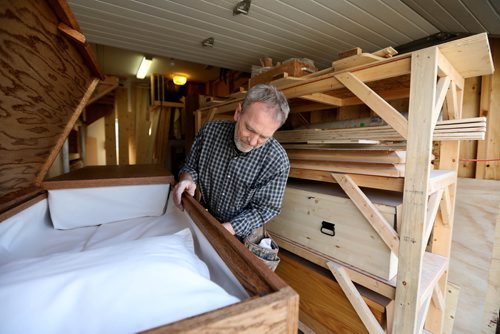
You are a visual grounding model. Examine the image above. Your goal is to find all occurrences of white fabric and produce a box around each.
[0,228,240,334]
[48,184,170,229]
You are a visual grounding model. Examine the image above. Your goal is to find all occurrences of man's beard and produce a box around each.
[234,125,263,153]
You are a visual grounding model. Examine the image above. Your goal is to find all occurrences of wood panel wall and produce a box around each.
[0,1,95,198]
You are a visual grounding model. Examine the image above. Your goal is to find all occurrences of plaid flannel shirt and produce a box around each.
[179,120,289,237]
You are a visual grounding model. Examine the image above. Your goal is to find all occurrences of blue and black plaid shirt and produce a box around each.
[179,120,290,237]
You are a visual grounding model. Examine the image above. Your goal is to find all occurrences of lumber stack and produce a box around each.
[276,117,487,143]
[287,148,407,178]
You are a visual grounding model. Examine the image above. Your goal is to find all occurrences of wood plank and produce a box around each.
[286,149,406,164]
[448,178,500,333]
[42,165,174,189]
[289,169,404,192]
[335,72,409,139]
[332,173,400,255]
[482,202,500,333]
[328,262,385,334]
[425,189,444,247]
[36,78,100,184]
[437,32,494,79]
[291,160,405,178]
[443,282,460,334]
[476,38,500,180]
[57,22,86,45]
[393,46,439,334]
[333,53,384,71]
[434,75,451,126]
[299,93,343,107]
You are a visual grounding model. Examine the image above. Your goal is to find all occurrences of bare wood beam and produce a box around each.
[299,93,343,107]
[424,189,444,249]
[331,173,400,254]
[328,262,385,334]
[393,46,439,334]
[335,72,409,139]
[57,22,86,45]
[35,78,100,184]
[433,76,451,127]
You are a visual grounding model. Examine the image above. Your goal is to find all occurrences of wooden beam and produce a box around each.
[434,76,451,127]
[438,186,452,226]
[335,72,409,139]
[331,173,400,254]
[327,262,385,334]
[289,168,405,192]
[425,189,444,248]
[393,46,439,334]
[431,283,446,312]
[299,93,343,107]
[57,22,86,45]
[35,78,99,184]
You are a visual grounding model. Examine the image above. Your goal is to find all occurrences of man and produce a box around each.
[173,84,290,238]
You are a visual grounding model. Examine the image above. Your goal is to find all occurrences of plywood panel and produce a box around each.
[448,178,500,333]
[0,1,95,198]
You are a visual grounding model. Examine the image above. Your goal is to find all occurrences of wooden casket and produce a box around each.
[0,1,298,332]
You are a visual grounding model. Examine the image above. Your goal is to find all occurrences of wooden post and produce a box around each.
[392,46,439,333]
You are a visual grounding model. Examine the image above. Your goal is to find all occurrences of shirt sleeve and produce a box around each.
[230,164,289,237]
[178,125,204,184]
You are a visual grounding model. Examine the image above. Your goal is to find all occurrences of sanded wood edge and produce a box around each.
[182,194,290,295]
[42,175,174,189]
[0,193,47,223]
[35,78,100,185]
[143,286,298,333]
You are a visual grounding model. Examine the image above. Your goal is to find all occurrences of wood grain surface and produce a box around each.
[0,0,94,198]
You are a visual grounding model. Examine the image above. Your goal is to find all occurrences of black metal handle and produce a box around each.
[320,221,335,236]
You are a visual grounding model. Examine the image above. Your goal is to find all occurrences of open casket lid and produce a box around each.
[0,0,104,213]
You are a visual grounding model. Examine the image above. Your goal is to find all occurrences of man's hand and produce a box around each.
[222,223,235,235]
[173,178,196,210]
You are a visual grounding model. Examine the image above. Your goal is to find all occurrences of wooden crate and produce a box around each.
[267,179,402,280]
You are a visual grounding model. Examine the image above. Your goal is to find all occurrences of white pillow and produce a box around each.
[0,228,240,334]
[48,184,170,230]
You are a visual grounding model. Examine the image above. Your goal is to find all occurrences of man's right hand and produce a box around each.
[173,179,196,210]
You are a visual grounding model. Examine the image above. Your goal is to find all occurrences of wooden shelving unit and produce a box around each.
[195,33,494,333]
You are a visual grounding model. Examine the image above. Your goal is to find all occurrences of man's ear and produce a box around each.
[234,103,242,122]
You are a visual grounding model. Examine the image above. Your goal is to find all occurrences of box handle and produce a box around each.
[321,221,335,236]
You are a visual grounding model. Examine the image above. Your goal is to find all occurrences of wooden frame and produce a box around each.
[194,33,494,333]
[1,165,299,333]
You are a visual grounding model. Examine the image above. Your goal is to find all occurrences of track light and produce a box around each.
[201,37,215,48]
[233,0,251,15]
[136,56,152,79]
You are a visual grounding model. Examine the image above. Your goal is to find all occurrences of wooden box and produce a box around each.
[267,179,402,280]
[249,59,317,88]
[0,1,298,332]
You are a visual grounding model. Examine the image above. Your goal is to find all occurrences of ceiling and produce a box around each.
[69,0,500,78]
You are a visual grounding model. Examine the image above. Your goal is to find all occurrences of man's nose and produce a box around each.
[248,133,259,146]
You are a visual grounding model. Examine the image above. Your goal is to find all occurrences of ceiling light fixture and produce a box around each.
[201,37,215,48]
[136,56,152,79]
[172,74,187,86]
[233,0,251,15]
